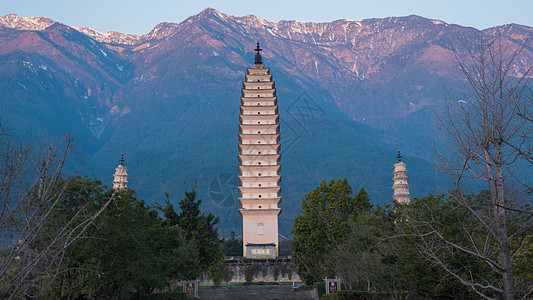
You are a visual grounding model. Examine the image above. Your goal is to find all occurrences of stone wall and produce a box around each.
[200,256,301,284]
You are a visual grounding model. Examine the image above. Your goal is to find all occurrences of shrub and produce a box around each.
[273,266,280,281]
[244,263,262,282]
[221,263,233,283]
[297,284,314,291]
[287,264,293,280]
[244,265,254,283]
[314,282,326,298]
[279,264,287,277]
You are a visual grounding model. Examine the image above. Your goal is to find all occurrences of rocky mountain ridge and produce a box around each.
[0,13,180,45]
[0,14,55,31]
[2,10,530,88]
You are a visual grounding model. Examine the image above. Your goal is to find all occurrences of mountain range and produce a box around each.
[1,8,532,236]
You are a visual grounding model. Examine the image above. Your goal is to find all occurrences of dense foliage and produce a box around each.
[291,179,372,284]
[292,179,532,298]
[42,177,220,299]
[161,187,224,278]
[221,231,243,256]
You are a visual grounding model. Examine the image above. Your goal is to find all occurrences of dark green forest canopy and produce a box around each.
[44,176,222,298]
[290,178,532,298]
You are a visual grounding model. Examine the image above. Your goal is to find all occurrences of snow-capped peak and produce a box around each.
[73,26,145,45]
[0,14,55,31]
[72,22,179,45]
[145,22,179,40]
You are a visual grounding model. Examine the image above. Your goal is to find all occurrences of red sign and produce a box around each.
[328,281,338,294]
[185,282,195,298]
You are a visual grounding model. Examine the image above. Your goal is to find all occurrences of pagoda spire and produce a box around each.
[254,42,262,65]
[113,153,129,190]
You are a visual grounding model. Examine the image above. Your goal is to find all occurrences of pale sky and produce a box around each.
[1,0,531,35]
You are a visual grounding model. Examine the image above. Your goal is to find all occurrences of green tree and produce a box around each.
[332,207,401,293]
[49,177,198,299]
[513,234,533,293]
[221,231,243,256]
[395,194,478,299]
[162,186,224,278]
[45,176,112,299]
[397,193,495,298]
[0,132,117,299]
[333,193,492,298]
[354,187,372,211]
[291,179,372,284]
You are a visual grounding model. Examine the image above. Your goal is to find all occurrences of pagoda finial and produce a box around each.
[397,151,402,162]
[119,153,125,166]
[254,42,262,65]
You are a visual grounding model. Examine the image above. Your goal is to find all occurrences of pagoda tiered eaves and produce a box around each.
[238,48,281,259]
[392,152,411,204]
[238,164,281,175]
[240,96,277,105]
[239,115,279,124]
[239,124,280,134]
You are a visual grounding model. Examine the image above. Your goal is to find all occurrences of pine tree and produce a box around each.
[162,186,223,276]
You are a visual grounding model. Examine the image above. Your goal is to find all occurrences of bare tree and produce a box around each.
[411,35,533,299]
[0,123,114,299]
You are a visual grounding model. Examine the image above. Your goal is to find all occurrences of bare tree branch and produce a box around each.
[0,123,114,299]
[425,34,533,299]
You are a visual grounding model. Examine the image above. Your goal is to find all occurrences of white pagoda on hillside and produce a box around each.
[112,153,129,190]
[392,151,410,204]
[238,43,281,259]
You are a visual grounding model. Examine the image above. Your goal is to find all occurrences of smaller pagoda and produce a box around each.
[112,153,129,190]
[392,151,410,204]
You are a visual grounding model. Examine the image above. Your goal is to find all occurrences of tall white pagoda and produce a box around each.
[112,153,129,190]
[238,43,281,259]
[392,151,411,204]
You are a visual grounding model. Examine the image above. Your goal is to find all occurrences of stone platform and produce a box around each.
[198,285,313,299]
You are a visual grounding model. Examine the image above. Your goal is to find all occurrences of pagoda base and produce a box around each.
[239,208,280,259]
